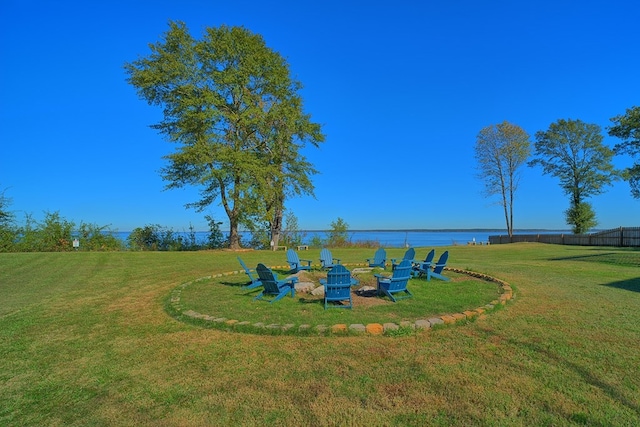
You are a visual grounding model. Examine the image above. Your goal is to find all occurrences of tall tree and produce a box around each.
[529,118,617,234]
[608,106,640,198]
[124,22,323,249]
[474,121,530,237]
[253,98,322,249]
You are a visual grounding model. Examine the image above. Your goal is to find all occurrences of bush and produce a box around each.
[327,217,349,247]
[77,222,123,251]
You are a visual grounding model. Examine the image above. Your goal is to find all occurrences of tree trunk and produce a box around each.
[228,217,241,249]
[270,205,283,250]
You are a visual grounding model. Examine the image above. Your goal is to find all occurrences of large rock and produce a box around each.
[296,282,316,293]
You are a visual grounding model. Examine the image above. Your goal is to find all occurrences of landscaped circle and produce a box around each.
[166,264,513,336]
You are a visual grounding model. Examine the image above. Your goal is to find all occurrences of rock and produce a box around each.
[295,281,316,293]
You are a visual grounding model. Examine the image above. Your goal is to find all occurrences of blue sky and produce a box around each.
[1,0,639,232]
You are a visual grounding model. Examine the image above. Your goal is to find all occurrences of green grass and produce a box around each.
[172,265,501,331]
[1,244,639,426]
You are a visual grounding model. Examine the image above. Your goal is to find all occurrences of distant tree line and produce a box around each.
[0,196,359,252]
[475,106,639,235]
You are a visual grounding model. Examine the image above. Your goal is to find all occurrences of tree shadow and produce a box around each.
[549,251,639,267]
[504,336,640,422]
[219,280,249,288]
[600,277,640,293]
[297,296,323,305]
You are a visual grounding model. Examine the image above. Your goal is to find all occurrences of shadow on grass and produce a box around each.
[549,252,640,267]
[219,280,248,288]
[298,297,324,306]
[600,277,640,293]
[507,336,640,421]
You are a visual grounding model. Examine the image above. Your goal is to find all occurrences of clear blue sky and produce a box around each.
[1,0,639,232]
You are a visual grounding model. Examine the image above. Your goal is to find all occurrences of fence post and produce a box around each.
[620,226,624,247]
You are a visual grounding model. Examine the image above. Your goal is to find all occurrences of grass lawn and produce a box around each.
[1,244,639,426]
[171,262,503,332]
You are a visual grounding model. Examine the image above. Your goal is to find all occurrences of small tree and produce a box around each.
[279,211,305,249]
[39,211,75,252]
[204,215,225,249]
[327,217,349,247]
[529,118,618,233]
[0,188,16,252]
[608,106,640,198]
[77,222,123,251]
[474,121,530,237]
[565,202,597,234]
[127,224,162,251]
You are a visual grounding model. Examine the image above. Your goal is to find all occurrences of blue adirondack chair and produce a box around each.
[237,256,262,289]
[375,259,413,302]
[367,248,387,268]
[254,263,298,303]
[427,251,450,281]
[391,247,416,270]
[319,264,354,309]
[319,248,341,270]
[286,248,312,273]
[412,249,435,277]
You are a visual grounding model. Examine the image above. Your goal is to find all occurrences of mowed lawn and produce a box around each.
[1,244,639,426]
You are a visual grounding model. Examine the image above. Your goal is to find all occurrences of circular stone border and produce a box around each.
[166,264,514,336]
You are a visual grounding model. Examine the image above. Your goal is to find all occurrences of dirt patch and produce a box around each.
[352,292,389,307]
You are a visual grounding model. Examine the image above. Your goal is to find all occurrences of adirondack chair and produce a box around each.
[319,264,354,309]
[319,248,341,270]
[237,257,262,289]
[254,263,298,303]
[391,247,416,270]
[412,249,435,277]
[366,248,387,268]
[375,259,413,302]
[286,248,312,273]
[427,251,450,281]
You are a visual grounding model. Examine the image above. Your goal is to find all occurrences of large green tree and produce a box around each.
[474,121,530,237]
[124,21,323,249]
[608,106,640,199]
[529,118,617,234]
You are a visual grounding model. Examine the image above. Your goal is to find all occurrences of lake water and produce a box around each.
[114,229,569,248]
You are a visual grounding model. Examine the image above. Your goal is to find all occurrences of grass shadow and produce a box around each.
[507,336,640,419]
[549,251,640,267]
[219,280,249,288]
[600,277,640,293]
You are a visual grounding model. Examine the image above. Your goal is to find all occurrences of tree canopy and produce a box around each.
[608,105,640,199]
[124,21,324,249]
[474,121,530,237]
[529,118,617,233]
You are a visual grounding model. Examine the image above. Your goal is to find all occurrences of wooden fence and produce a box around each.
[488,227,640,247]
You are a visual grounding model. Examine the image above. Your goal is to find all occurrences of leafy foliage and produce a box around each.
[327,217,349,247]
[204,215,226,249]
[565,201,597,234]
[279,211,305,248]
[608,105,640,198]
[475,121,530,236]
[76,222,123,251]
[1,210,122,252]
[126,224,193,251]
[0,187,17,251]
[529,118,618,233]
[124,22,324,249]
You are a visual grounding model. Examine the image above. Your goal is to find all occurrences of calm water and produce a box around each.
[114,229,569,248]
